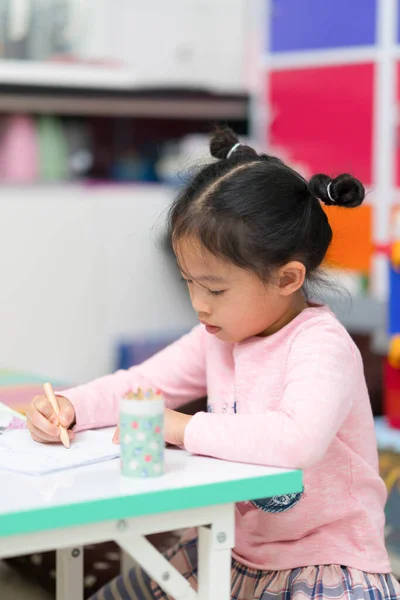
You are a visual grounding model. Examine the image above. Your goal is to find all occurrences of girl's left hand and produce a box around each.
[164,408,192,447]
[111,408,192,447]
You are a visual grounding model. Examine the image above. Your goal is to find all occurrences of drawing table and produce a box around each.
[0,448,302,600]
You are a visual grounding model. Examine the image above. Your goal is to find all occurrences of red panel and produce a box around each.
[384,360,400,429]
[268,64,374,184]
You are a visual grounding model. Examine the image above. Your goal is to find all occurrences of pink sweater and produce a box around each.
[63,305,390,572]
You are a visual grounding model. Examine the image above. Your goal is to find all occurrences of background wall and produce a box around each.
[0,185,196,384]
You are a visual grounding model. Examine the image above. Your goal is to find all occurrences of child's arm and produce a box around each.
[61,325,207,431]
[183,323,358,470]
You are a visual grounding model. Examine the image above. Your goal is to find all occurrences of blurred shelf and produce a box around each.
[322,293,387,336]
[0,84,249,120]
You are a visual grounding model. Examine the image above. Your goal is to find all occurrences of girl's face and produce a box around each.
[175,238,306,343]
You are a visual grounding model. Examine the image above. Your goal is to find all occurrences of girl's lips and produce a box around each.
[206,325,221,334]
[200,321,221,334]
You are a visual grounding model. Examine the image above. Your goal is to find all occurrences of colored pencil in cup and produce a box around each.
[43,382,70,449]
[123,388,162,401]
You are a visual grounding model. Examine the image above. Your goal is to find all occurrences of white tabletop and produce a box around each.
[0,448,302,537]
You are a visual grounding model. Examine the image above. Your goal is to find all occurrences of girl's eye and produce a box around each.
[181,277,225,296]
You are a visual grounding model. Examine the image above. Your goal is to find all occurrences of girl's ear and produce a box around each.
[277,261,306,295]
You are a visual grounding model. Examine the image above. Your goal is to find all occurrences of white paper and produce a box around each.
[0,402,26,427]
[0,428,120,476]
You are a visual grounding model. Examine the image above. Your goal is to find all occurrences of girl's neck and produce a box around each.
[259,292,308,337]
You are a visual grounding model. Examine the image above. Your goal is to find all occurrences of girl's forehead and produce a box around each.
[174,238,229,276]
[174,237,266,288]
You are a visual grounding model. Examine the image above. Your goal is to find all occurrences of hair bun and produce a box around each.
[210,127,240,160]
[309,173,365,208]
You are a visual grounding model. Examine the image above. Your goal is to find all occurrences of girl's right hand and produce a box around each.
[26,395,76,444]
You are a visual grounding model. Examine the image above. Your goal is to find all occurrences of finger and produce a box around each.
[31,395,58,422]
[28,423,75,444]
[31,432,47,443]
[112,426,120,444]
[30,431,75,444]
[27,422,61,443]
[57,397,75,428]
[26,404,60,438]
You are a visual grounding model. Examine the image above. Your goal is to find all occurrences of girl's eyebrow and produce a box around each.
[177,263,227,284]
[192,275,227,283]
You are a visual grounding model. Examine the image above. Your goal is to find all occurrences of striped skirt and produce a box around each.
[89,537,400,600]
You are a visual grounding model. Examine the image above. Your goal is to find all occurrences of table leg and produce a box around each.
[117,535,197,600]
[115,504,234,599]
[56,546,84,600]
[197,526,232,600]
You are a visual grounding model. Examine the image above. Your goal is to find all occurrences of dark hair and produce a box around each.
[168,127,365,285]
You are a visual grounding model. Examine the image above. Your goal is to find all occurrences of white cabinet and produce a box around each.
[0,0,249,92]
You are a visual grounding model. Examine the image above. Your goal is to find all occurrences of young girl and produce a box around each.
[27,128,400,600]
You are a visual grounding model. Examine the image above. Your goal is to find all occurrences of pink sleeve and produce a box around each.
[62,325,207,431]
[184,323,356,469]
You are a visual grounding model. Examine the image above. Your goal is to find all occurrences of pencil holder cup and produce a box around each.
[119,395,164,478]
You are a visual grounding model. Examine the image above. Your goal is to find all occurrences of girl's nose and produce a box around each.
[190,288,212,316]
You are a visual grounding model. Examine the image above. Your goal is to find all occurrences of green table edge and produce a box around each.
[0,469,302,537]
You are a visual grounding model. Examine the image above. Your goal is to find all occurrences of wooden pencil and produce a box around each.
[43,382,70,449]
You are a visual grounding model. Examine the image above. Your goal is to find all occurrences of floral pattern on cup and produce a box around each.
[120,412,164,478]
